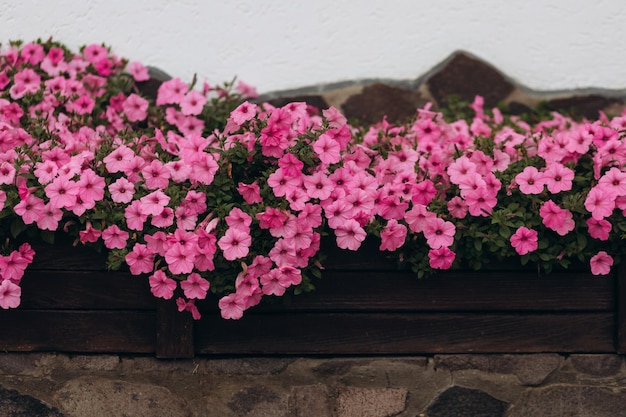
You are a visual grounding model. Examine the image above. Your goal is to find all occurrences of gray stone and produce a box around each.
[0,353,47,375]
[290,385,331,417]
[425,386,507,417]
[569,354,623,377]
[55,377,190,417]
[341,83,429,124]
[203,358,294,375]
[228,386,288,417]
[0,386,65,417]
[312,360,364,377]
[336,387,407,417]
[68,355,119,371]
[425,51,515,108]
[508,385,626,417]
[434,354,563,385]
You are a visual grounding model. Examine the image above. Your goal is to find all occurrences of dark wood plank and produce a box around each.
[19,270,155,310]
[198,270,614,313]
[156,298,194,358]
[618,263,626,353]
[0,310,156,353]
[195,312,615,355]
[27,242,109,271]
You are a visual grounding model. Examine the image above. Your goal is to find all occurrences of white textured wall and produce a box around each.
[1,0,625,94]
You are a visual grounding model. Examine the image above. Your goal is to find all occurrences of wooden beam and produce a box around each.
[156,298,194,358]
[617,263,626,353]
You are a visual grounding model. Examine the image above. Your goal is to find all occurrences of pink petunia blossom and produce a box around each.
[404,204,437,233]
[586,218,612,241]
[218,227,252,261]
[590,251,613,275]
[109,177,135,203]
[218,292,247,320]
[379,219,407,252]
[423,217,456,249]
[334,219,366,251]
[0,280,21,309]
[584,185,617,220]
[447,196,468,219]
[125,243,155,275]
[509,226,539,255]
[127,61,150,82]
[123,93,149,122]
[463,186,497,217]
[230,101,258,126]
[45,175,79,209]
[540,200,575,236]
[13,194,45,225]
[312,133,341,165]
[149,270,177,299]
[181,272,210,299]
[124,200,148,230]
[139,190,170,216]
[180,90,207,116]
[515,166,545,195]
[428,247,456,270]
[101,225,129,249]
[238,181,263,204]
[269,238,298,266]
[543,163,574,194]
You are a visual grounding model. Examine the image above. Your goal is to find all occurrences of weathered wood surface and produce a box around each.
[194,312,615,354]
[0,239,622,356]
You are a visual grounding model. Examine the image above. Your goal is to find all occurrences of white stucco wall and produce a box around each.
[1,0,625,94]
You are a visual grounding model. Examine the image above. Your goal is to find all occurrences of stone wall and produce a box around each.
[0,353,625,416]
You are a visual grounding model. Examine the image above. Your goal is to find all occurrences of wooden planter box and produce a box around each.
[1,239,625,358]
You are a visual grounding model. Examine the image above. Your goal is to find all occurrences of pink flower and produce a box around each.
[218,293,247,320]
[127,61,150,82]
[539,200,575,236]
[123,93,149,122]
[181,272,210,299]
[584,185,617,220]
[463,186,497,217]
[180,90,207,116]
[238,181,262,204]
[124,200,148,231]
[428,247,456,270]
[45,175,79,209]
[0,280,21,309]
[423,217,455,249]
[543,163,574,194]
[109,177,135,203]
[269,238,297,266]
[156,78,188,106]
[379,219,407,251]
[141,159,170,190]
[313,134,341,165]
[447,196,468,219]
[139,190,170,216]
[509,227,539,255]
[164,243,196,275]
[586,218,612,241]
[590,251,613,275]
[101,225,129,249]
[125,243,155,275]
[334,219,366,251]
[176,297,201,320]
[149,270,177,299]
[515,166,545,195]
[230,101,258,125]
[405,204,437,233]
[218,228,252,260]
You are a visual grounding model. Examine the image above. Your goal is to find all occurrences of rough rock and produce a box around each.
[425,51,515,108]
[54,377,190,417]
[290,385,331,417]
[425,386,507,417]
[228,385,288,417]
[336,387,407,417]
[569,354,623,377]
[434,354,563,386]
[546,94,624,119]
[507,385,626,417]
[341,83,429,124]
[0,386,65,417]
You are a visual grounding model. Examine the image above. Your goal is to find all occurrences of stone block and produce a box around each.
[425,386,507,417]
[290,385,331,417]
[336,387,407,417]
[508,385,626,417]
[434,354,563,385]
[55,377,190,417]
[227,385,288,417]
[341,83,429,124]
[569,354,623,377]
[0,386,65,417]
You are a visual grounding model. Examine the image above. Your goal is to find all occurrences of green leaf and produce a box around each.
[39,231,55,245]
[473,239,482,252]
[576,233,587,249]
[10,218,27,238]
[498,225,511,239]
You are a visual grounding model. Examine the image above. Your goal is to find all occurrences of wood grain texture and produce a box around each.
[156,298,194,358]
[0,310,156,353]
[618,263,626,354]
[195,312,615,355]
